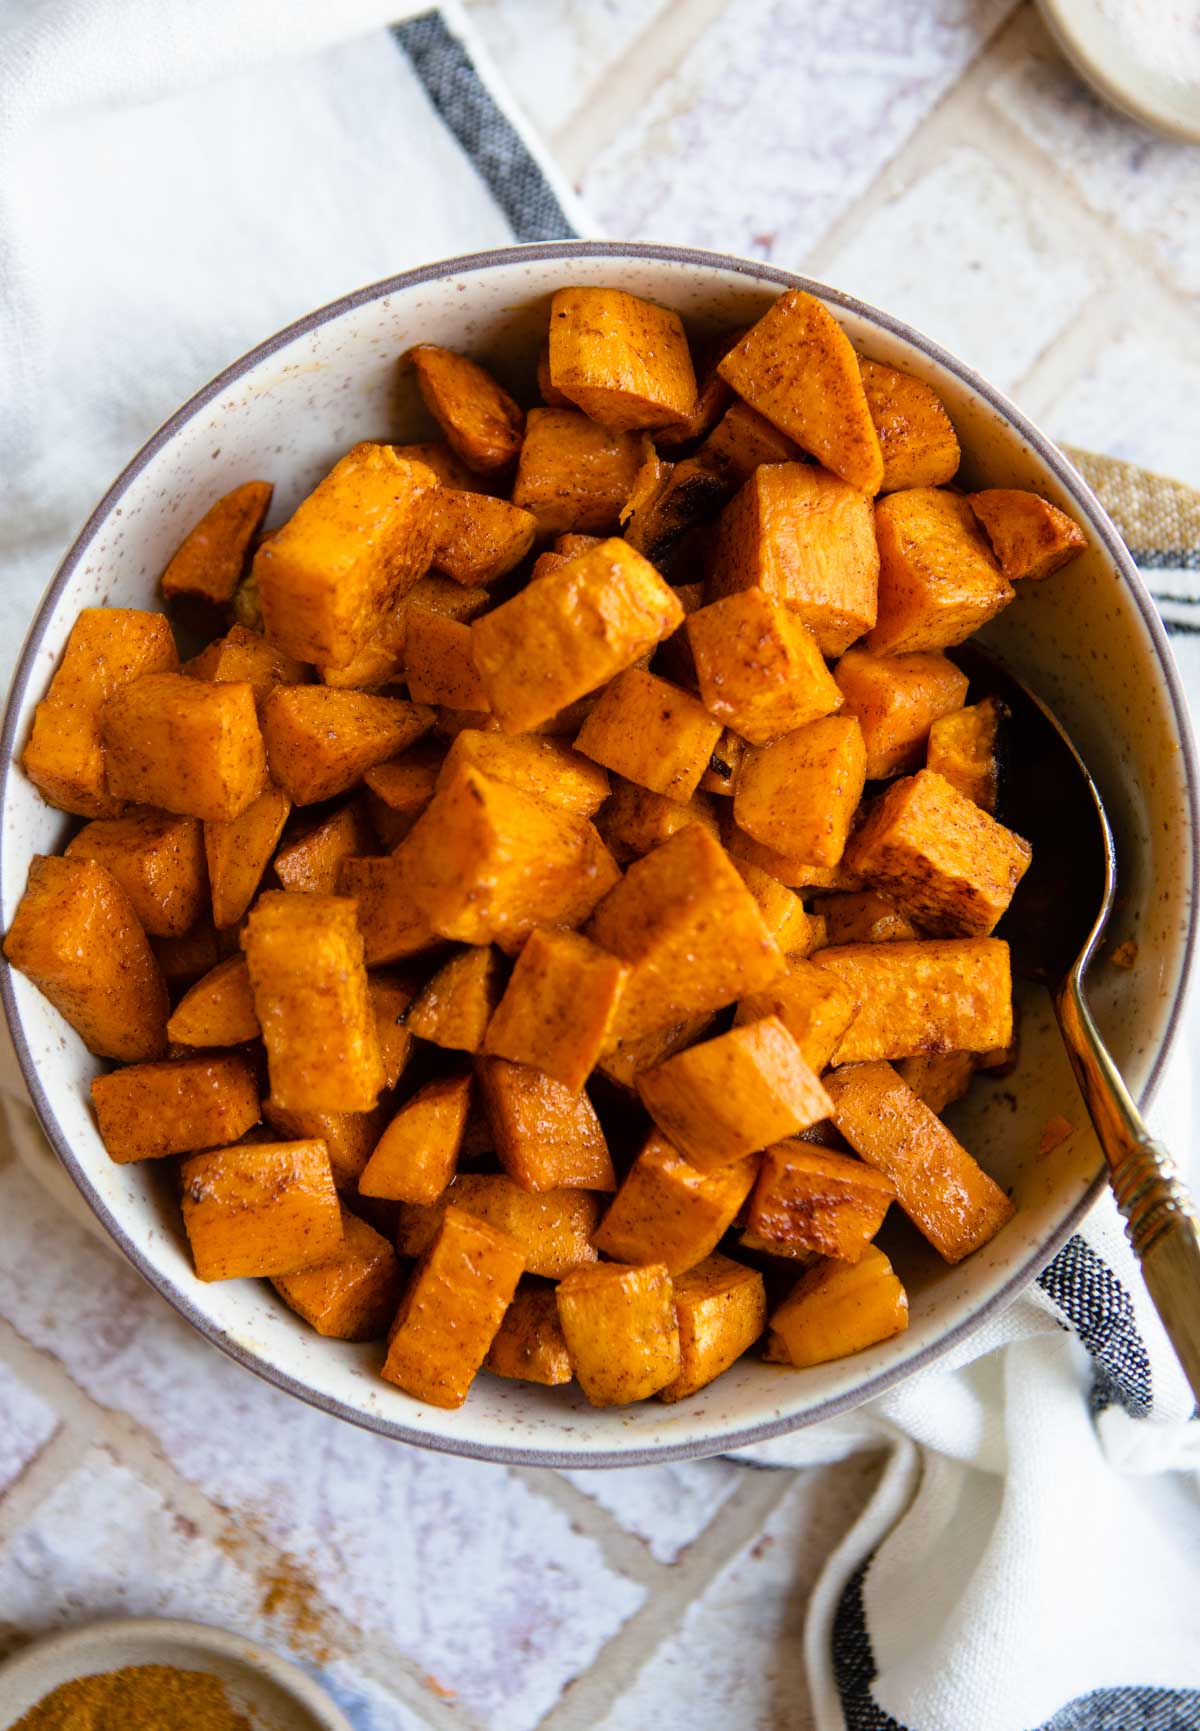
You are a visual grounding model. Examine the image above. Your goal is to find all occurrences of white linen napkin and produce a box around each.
[0,9,1197,1729]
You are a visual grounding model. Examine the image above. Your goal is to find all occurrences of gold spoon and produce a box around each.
[961,643,1200,1401]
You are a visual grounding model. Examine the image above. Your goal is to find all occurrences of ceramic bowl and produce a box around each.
[1,243,1195,1466]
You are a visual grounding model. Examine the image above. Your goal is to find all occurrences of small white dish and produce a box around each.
[1037,0,1200,142]
[0,1617,351,1729]
[1,242,1196,1466]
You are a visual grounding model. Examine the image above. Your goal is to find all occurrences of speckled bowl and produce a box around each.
[2,243,1195,1466]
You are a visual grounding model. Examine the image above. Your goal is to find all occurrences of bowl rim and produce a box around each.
[2,239,1196,1467]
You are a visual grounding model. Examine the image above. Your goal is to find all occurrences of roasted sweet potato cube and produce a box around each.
[709,464,879,657]
[812,891,917,946]
[620,448,725,569]
[824,1061,1014,1261]
[765,1244,908,1367]
[859,359,960,493]
[698,399,802,489]
[261,686,435,806]
[472,539,684,734]
[655,327,742,448]
[152,919,225,989]
[410,345,524,473]
[660,1253,767,1401]
[167,955,261,1047]
[368,969,420,1089]
[65,809,206,938]
[589,824,783,1044]
[557,1262,681,1406]
[389,439,479,488]
[547,286,697,431]
[687,588,843,746]
[319,573,490,690]
[482,928,628,1091]
[185,624,310,706]
[512,407,648,536]
[575,669,722,802]
[401,1176,601,1278]
[181,1140,342,1281]
[364,745,443,847]
[485,1284,574,1385]
[397,765,619,950]
[273,1205,403,1340]
[22,608,180,818]
[162,481,273,606]
[596,781,719,863]
[406,946,504,1053]
[204,783,290,929]
[735,957,860,1074]
[593,1131,757,1274]
[431,489,537,586]
[815,938,1012,1063]
[638,1016,831,1171]
[439,730,609,818]
[722,814,863,891]
[700,729,745,797]
[596,1011,720,1092]
[262,1100,389,1190]
[101,673,266,822]
[834,648,968,780]
[242,891,384,1112]
[256,444,437,668]
[869,489,1013,655]
[91,1051,260,1162]
[337,856,442,966]
[895,1050,975,1114]
[845,769,1031,937]
[718,290,884,493]
[5,855,168,1060]
[477,1056,616,1192]
[537,341,573,408]
[735,715,866,866]
[404,610,490,712]
[968,489,1087,582]
[383,1206,525,1407]
[925,696,1003,813]
[274,800,374,894]
[748,1143,894,1263]
[732,861,820,957]
[358,1074,471,1203]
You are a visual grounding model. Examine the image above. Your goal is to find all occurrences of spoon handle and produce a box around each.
[1057,974,1200,1404]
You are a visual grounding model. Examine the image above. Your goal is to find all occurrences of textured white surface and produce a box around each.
[595,1457,886,1731]
[992,45,1200,296]
[560,1460,743,1563]
[1044,324,1200,488]
[581,0,1018,260]
[468,0,667,136]
[0,1360,56,1495]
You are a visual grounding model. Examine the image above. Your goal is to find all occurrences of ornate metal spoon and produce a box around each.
[960,644,1200,1401]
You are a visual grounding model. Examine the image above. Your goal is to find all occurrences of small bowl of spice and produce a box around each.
[0,1618,351,1731]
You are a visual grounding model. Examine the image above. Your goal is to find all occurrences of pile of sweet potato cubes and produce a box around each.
[5,285,1089,1410]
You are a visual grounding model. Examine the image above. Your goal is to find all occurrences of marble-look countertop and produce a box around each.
[1,4,1198,1727]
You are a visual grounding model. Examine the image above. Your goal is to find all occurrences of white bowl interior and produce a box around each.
[2,244,1195,1464]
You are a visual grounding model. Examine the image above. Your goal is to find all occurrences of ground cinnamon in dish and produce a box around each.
[12,1663,251,1730]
